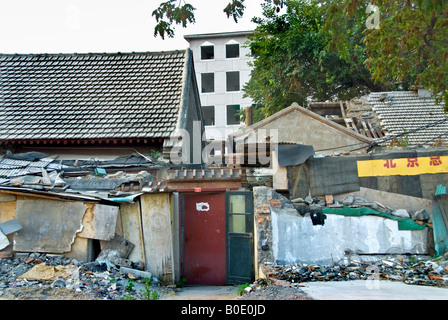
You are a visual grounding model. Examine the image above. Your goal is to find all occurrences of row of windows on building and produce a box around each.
[198,42,247,126]
[201,71,240,93]
[200,43,240,60]
[202,105,240,126]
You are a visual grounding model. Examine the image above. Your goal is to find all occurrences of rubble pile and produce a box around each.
[0,152,163,196]
[292,194,432,227]
[0,253,175,300]
[262,254,448,288]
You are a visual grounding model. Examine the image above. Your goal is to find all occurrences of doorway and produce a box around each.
[182,192,226,285]
[181,191,254,285]
[226,191,254,284]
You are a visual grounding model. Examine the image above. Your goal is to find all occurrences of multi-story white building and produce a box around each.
[184,30,254,142]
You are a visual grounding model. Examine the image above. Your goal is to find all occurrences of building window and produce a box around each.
[201,73,214,93]
[201,45,214,60]
[202,106,215,126]
[226,71,240,92]
[226,43,240,59]
[227,105,241,125]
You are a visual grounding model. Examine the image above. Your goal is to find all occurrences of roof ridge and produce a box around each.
[0,49,188,57]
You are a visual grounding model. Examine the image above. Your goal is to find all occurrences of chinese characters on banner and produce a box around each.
[357,156,448,177]
[383,157,441,169]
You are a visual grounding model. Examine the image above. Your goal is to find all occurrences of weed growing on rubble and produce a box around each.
[175,277,187,288]
[236,283,251,296]
[140,277,160,300]
[125,279,135,292]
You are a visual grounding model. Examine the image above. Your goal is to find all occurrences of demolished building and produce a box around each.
[0,49,447,289]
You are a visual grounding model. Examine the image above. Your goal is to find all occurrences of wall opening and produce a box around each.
[201,45,214,60]
[226,43,239,59]
[226,71,240,92]
[202,106,215,126]
[201,73,215,93]
[227,105,241,125]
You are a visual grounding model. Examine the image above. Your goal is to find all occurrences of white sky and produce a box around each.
[0,0,262,54]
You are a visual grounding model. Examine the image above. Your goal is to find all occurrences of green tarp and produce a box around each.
[322,206,427,231]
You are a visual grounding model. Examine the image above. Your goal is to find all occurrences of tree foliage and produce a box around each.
[324,0,448,110]
[243,0,393,117]
[152,0,196,39]
[152,0,448,113]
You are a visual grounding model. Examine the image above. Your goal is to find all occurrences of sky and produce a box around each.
[0,0,262,54]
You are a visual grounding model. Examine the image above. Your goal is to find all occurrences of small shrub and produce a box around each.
[141,277,160,300]
[175,277,187,288]
[236,283,251,296]
[125,279,135,292]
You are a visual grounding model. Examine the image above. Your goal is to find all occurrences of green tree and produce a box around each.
[152,0,284,39]
[243,0,390,117]
[324,0,448,110]
[152,0,196,39]
[152,0,448,113]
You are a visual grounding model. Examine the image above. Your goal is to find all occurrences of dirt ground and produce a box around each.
[0,286,97,300]
[0,283,311,300]
[237,284,313,300]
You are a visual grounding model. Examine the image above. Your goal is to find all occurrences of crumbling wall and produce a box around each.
[139,192,174,283]
[357,148,448,199]
[287,148,448,200]
[0,191,122,263]
[253,187,274,278]
[120,202,146,264]
[253,186,430,269]
[0,193,17,258]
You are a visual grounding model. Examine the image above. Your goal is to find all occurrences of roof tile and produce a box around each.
[0,50,188,141]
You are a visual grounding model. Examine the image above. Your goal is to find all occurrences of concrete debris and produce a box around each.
[0,253,171,300]
[95,249,133,270]
[0,219,22,236]
[119,266,154,281]
[261,254,448,287]
[392,209,411,218]
[0,231,9,251]
[292,194,431,225]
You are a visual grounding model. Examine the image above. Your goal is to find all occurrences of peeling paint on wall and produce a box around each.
[78,204,118,241]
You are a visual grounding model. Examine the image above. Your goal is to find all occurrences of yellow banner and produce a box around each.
[357,156,448,177]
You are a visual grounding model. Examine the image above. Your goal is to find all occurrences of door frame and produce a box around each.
[225,190,255,285]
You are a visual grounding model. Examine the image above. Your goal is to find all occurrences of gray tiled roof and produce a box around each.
[368,91,448,145]
[0,50,188,142]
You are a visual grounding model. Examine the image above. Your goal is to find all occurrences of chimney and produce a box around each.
[246,106,253,127]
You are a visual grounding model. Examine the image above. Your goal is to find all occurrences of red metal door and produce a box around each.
[183,192,226,285]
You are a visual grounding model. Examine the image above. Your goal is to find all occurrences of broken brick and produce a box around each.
[25,257,35,264]
[269,199,281,209]
[256,204,270,214]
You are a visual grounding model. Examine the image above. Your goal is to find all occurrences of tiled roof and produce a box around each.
[368,91,448,145]
[0,50,188,142]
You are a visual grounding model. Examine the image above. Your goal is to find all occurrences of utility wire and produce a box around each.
[313,116,448,153]
[354,116,448,152]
